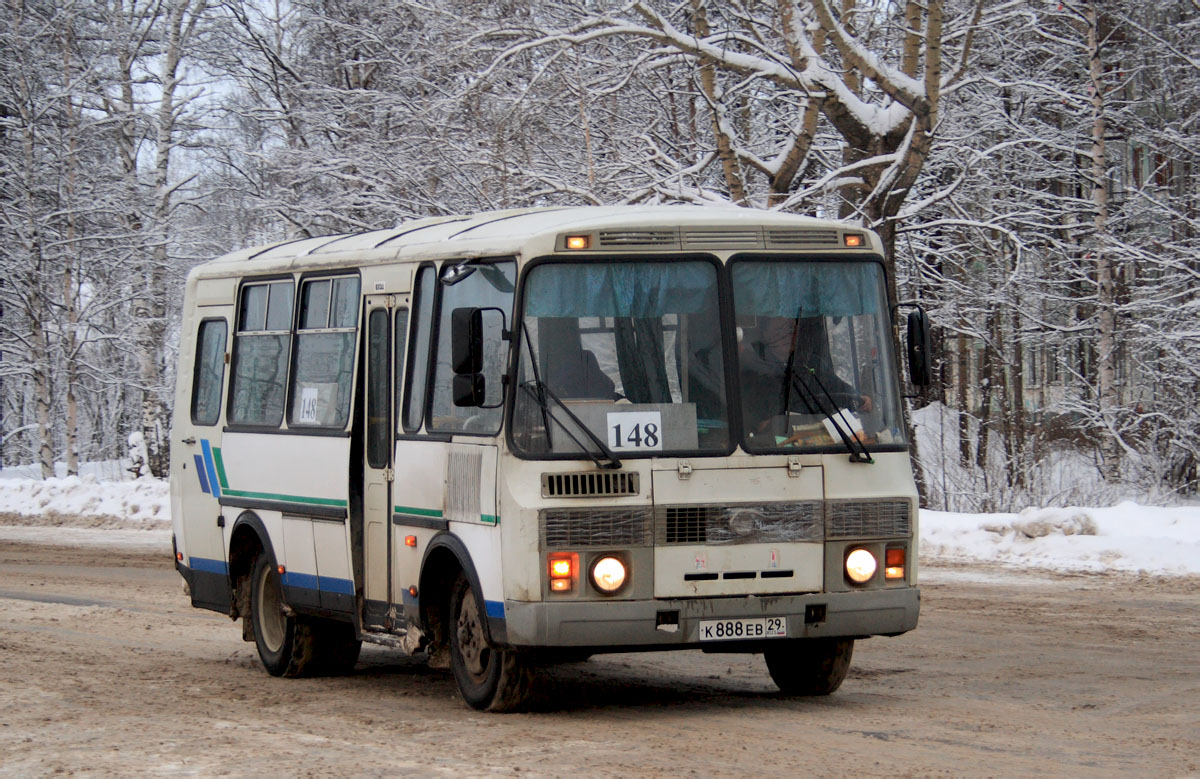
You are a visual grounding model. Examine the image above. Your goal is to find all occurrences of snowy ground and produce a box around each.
[1,470,1197,576]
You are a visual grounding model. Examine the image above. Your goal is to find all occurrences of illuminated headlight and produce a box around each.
[590,556,627,594]
[845,548,877,584]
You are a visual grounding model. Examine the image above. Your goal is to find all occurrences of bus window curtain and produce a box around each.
[614,317,670,403]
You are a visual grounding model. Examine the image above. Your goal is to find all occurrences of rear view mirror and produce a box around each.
[451,307,483,375]
[453,373,486,407]
[906,308,932,386]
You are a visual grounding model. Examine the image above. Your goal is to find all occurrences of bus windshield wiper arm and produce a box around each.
[790,370,874,464]
[517,380,623,470]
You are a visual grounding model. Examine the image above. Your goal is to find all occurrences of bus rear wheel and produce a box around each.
[250,554,361,677]
[764,638,854,696]
[448,573,531,712]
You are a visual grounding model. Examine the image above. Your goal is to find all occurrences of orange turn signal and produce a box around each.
[405,535,417,547]
[565,235,590,250]
[844,233,863,247]
[277,565,286,575]
[548,554,577,593]
[885,547,905,579]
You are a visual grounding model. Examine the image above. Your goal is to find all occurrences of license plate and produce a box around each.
[697,617,787,641]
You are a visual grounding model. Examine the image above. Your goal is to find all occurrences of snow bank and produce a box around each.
[0,475,169,526]
[920,502,1200,576]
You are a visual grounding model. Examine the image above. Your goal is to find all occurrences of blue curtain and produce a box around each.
[525,262,716,317]
[732,262,884,317]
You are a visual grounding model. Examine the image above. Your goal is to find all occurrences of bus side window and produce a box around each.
[191,319,228,426]
[402,267,435,433]
[229,279,294,427]
[429,260,515,434]
[394,308,409,432]
[289,275,360,428]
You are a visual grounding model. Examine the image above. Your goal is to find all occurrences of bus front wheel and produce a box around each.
[448,573,531,712]
[764,638,854,696]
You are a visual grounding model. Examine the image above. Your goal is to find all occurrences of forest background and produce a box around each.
[2,0,1197,511]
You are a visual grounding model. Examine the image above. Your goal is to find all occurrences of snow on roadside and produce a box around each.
[0,475,169,526]
[0,475,1197,577]
[920,502,1200,576]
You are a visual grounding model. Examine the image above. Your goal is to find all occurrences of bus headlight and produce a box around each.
[845,548,877,584]
[591,556,627,594]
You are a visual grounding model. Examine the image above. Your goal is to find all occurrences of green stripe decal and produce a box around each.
[222,488,348,508]
[394,505,444,518]
[481,514,498,525]
[213,446,345,507]
[212,447,230,490]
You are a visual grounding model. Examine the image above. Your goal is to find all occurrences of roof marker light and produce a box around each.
[843,233,864,248]
[565,235,590,250]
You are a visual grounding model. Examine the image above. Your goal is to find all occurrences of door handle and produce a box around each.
[181,437,196,445]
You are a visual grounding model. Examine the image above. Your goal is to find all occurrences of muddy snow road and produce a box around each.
[0,540,1195,775]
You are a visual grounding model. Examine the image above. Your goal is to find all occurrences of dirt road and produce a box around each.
[0,539,1196,776]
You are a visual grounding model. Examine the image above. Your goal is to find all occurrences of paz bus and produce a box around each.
[170,205,930,711]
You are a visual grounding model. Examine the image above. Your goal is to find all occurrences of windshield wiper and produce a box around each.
[518,380,623,470]
[779,307,872,464]
[790,370,873,464]
[517,322,621,470]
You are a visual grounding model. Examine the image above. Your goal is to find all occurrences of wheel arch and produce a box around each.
[228,511,277,621]
[419,532,500,649]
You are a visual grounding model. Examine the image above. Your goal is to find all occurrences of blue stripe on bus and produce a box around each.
[200,439,222,499]
[281,571,355,596]
[193,455,211,494]
[318,576,355,595]
[281,571,319,591]
[189,557,229,575]
[485,600,505,619]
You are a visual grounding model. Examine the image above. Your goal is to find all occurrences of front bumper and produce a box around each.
[503,586,919,649]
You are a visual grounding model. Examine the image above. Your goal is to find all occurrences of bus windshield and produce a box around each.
[511,259,730,456]
[732,259,905,452]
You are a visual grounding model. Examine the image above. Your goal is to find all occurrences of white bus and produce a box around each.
[170,205,930,711]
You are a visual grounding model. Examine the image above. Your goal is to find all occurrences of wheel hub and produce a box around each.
[456,592,491,681]
[256,563,286,653]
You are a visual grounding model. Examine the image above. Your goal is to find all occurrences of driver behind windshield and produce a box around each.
[739,316,872,438]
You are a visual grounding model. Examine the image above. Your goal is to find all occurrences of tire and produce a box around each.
[764,638,855,696]
[448,573,532,712]
[249,554,362,678]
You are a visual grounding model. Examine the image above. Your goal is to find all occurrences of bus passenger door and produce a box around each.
[362,298,398,630]
[173,303,234,611]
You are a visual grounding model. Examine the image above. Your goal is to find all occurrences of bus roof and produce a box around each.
[193,205,879,278]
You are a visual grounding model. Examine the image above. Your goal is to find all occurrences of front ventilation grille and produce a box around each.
[597,230,678,249]
[542,471,640,498]
[540,507,654,549]
[826,499,911,539]
[765,229,840,247]
[662,505,714,544]
[656,502,824,545]
[681,229,762,248]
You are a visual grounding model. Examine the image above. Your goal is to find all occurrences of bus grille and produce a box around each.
[826,499,911,538]
[540,507,654,548]
[597,230,678,249]
[765,229,840,247]
[541,471,640,498]
[656,502,824,545]
[681,229,762,248]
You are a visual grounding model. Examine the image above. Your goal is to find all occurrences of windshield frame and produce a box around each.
[728,252,907,456]
[505,252,740,462]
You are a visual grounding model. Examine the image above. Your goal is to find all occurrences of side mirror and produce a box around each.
[906,308,933,386]
[451,307,483,375]
[453,373,486,407]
